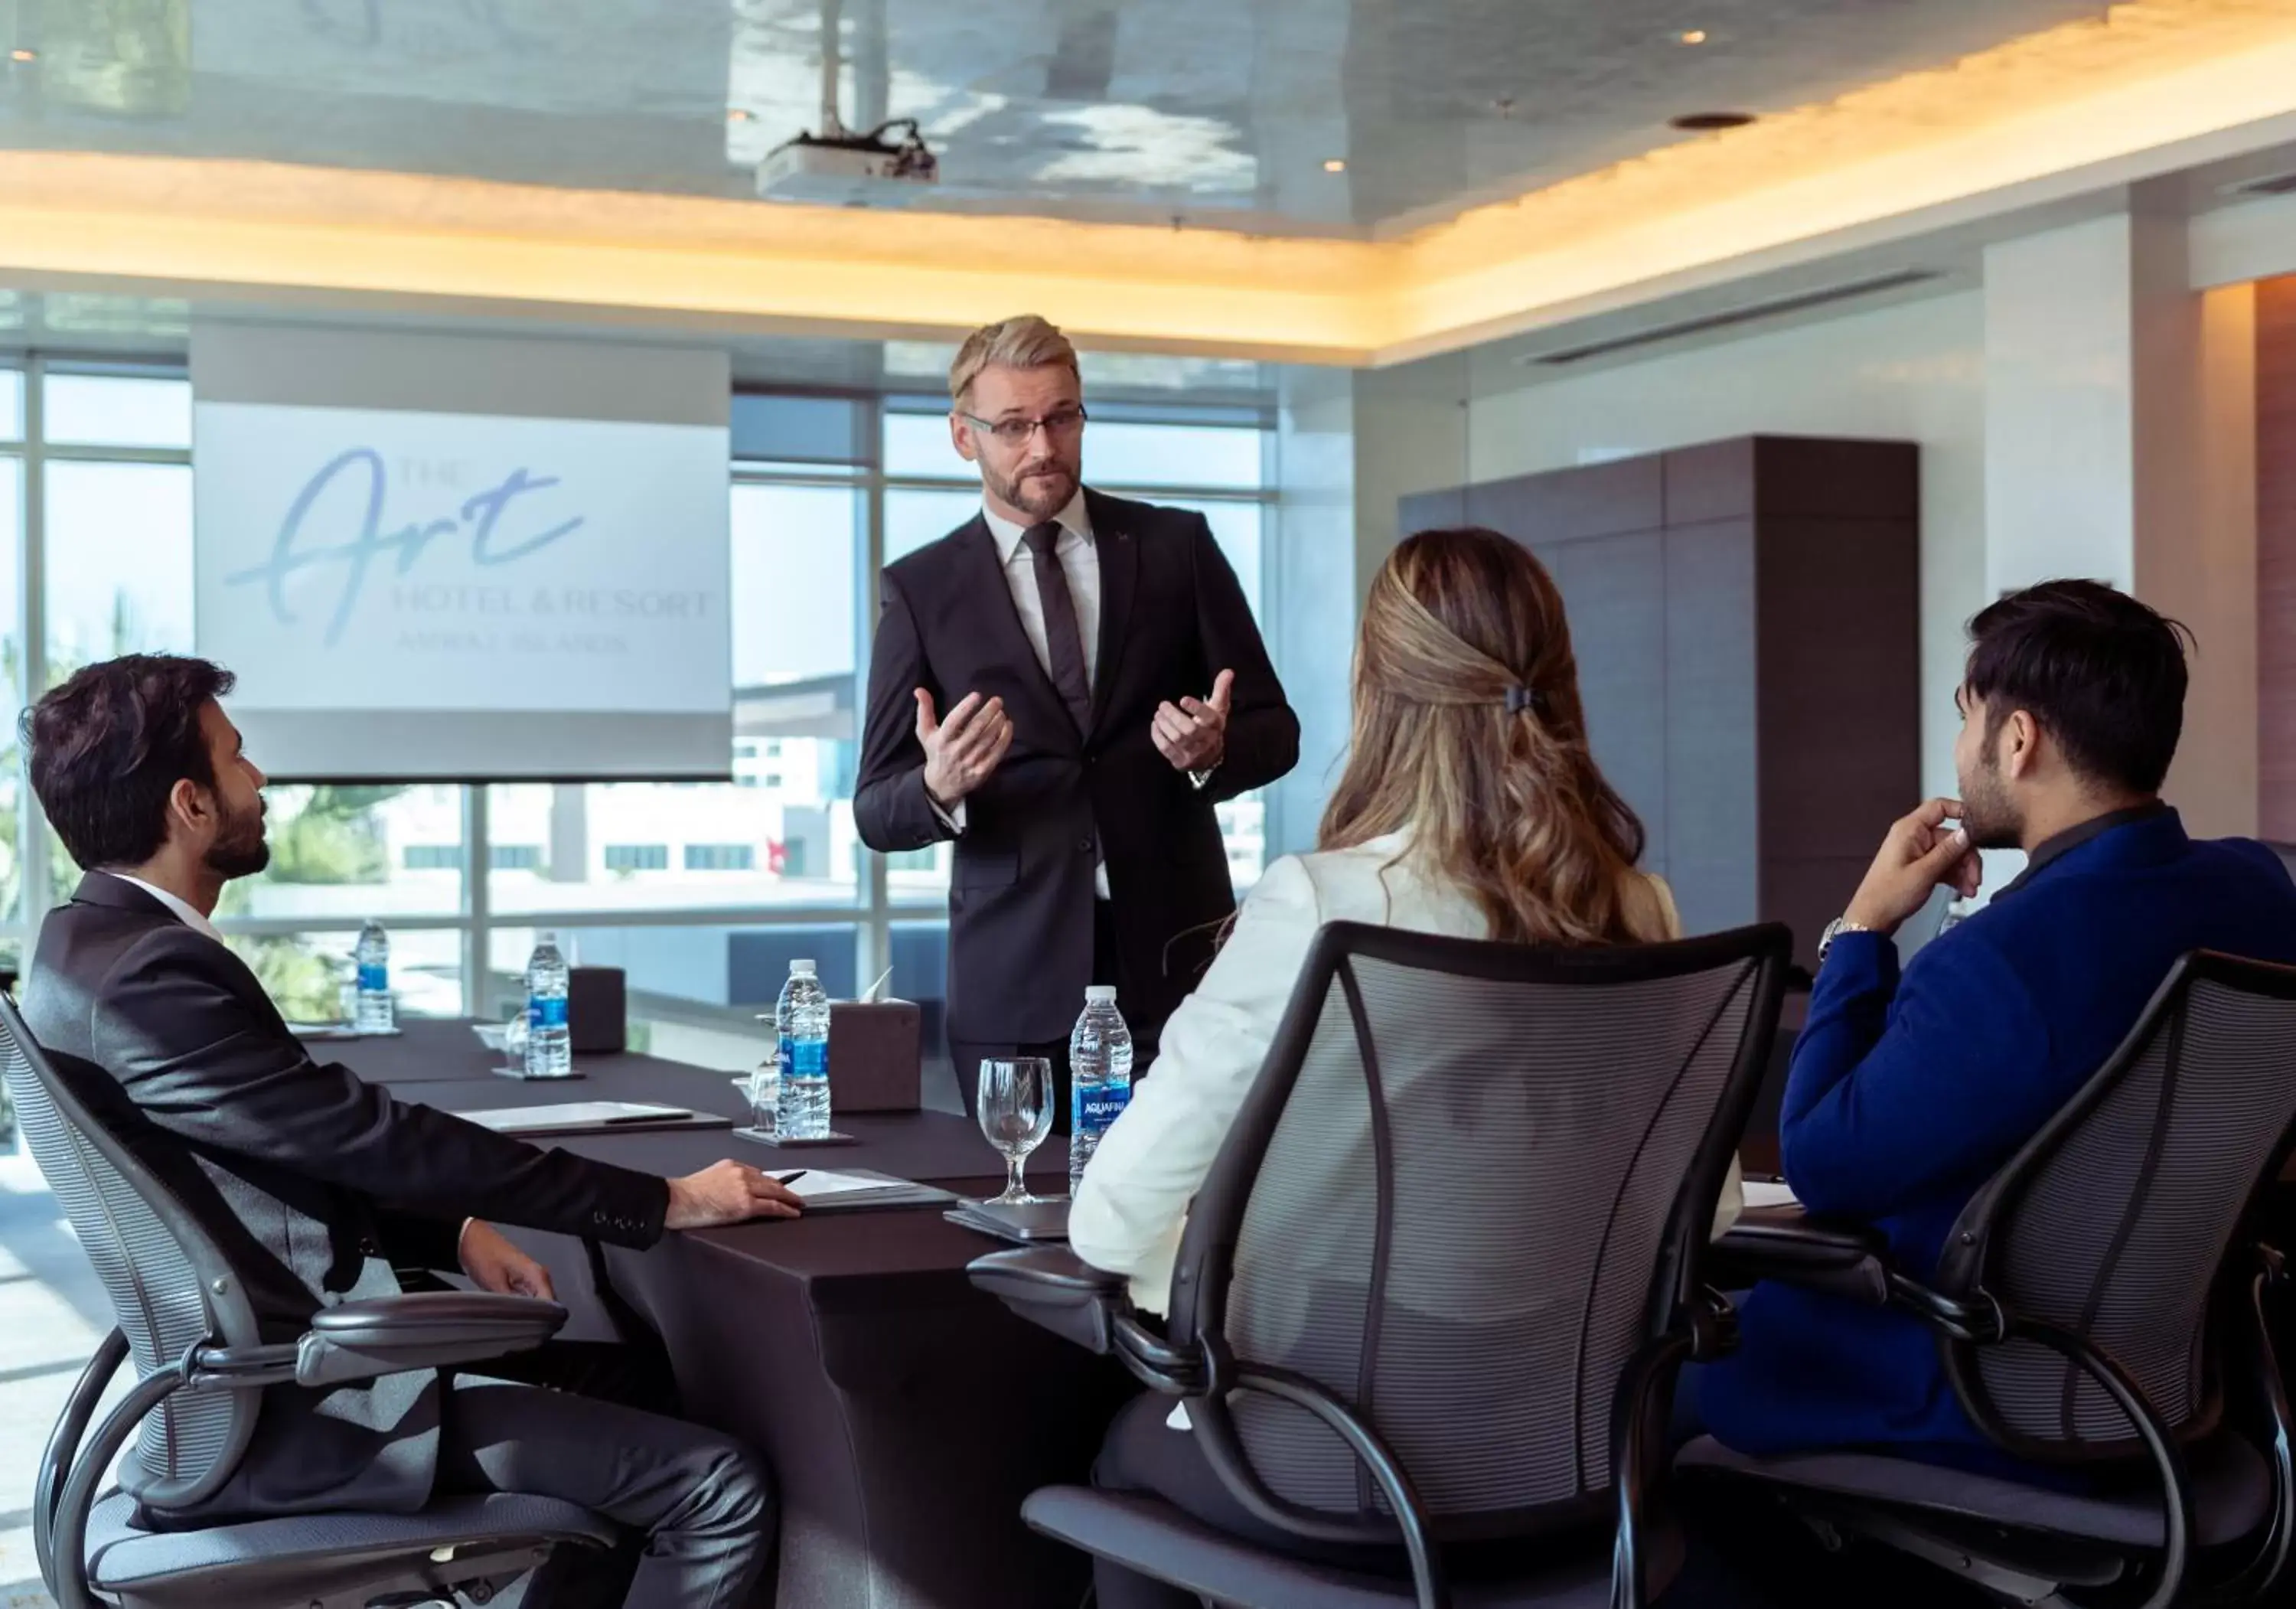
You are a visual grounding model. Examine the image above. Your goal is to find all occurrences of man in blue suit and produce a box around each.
[1701,579,2296,1470]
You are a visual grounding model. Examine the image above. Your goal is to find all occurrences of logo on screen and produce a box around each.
[224,446,583,646]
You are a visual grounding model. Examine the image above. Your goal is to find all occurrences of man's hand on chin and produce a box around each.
[458,1218,557,1301]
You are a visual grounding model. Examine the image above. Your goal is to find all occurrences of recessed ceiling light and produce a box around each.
[726,108,754,124]
[1669,111,1755,132]
[1677,29,1708,44]
[8,47,35,62]
[1322,158,1346,173]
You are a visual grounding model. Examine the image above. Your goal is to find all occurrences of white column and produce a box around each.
[1981,205,2258,837]
[1262,357,1473,858]
[1265,367,1357,859]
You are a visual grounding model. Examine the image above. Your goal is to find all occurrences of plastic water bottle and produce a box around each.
[1069,986,1133,1196]
[775,960,833,1140]
[523,933,573,1079]
[353,920,394,1033]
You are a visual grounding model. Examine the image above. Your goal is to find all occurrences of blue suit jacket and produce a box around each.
[1701,809,2296,1465]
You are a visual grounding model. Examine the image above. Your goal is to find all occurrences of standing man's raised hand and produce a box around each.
[917,689,1013,809]
[1153,668,1233,775]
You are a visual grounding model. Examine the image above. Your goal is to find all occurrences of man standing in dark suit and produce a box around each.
[856,315,1298,1124]
[21,654,803,1609]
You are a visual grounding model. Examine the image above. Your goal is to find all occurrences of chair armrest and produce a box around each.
[1709,1204,1893,1306]
[295,1292,567,1388]
[969,1247,1130,1355]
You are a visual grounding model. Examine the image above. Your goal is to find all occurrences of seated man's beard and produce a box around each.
[1960,767,2021,852]
[206,810,271,879]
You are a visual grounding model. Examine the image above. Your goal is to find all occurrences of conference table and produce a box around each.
[344,1020,1132,1609]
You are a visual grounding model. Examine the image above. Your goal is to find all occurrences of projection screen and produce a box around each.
[191,325,732,781]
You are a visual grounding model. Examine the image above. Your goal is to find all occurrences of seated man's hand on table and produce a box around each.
[666,1160,804,1229]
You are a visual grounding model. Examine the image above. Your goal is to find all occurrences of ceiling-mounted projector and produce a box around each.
[757,116,939,201]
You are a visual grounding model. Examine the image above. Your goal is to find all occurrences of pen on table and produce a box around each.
[773,1170,808,1186]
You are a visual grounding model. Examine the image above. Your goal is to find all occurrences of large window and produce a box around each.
[0,378,22,932]
[1,355,1277,1044]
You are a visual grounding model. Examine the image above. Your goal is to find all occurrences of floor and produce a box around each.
[0,1137,122,1609]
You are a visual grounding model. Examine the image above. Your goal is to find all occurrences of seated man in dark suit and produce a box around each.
[21,654,806,1609]
[1701,580,2296,1472]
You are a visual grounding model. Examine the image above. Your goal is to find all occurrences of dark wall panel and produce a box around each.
[1397,487,1467,536]
[1538,531,1669,871]
[1662,439,1756,527]
[1751,436,1922,521]
[1663,519,1759,938]
[1477,453,1663,545]
[1756,514,1924,863]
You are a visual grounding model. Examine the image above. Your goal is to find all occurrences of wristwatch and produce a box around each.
[1815,917,1877,969]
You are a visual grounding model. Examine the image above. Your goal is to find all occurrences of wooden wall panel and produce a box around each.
[1537,531,1671,869]
[1477,454,1662,544]
[2258,276,2296,840]
[1663,517,1759,938]
[1397,487,1466,537]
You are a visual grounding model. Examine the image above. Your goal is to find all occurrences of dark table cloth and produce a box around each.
[351,1019,1128,1609]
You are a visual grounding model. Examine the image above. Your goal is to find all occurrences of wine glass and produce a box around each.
[499,1007,529,1073]
[977,1057,1053,1206]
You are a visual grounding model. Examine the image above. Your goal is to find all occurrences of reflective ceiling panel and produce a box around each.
[0,0,2110,237]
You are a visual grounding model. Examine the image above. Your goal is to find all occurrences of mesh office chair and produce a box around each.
[973,919,1792,1609]
[0,989,618,1609]
[1682,949,2296,1609]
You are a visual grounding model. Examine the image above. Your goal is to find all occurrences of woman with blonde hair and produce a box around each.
[1070,525,1728,1607]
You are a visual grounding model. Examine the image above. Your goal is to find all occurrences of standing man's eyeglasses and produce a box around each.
[959,406,1089,445]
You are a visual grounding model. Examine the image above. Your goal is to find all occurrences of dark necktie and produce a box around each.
[1022,521,1094,734]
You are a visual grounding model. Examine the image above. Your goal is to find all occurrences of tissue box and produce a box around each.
[827,1000,921,1111]
[568,967,627,1055]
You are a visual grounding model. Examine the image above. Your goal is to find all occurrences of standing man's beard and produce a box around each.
[989,456,1079,521]
[205,801,271,880]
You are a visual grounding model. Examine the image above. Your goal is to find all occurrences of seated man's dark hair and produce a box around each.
[1965,579,2190,795]
[23,654,238,870]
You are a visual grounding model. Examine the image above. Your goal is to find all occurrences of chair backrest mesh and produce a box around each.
[0,1002,244,1496]
[1969,970,2296,1453]
[1221,946,1759,1521]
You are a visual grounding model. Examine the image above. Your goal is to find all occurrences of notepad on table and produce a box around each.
[776,1169,915,1202]
[458,1101,696,1137]
[1742,1179,1800,1211]
[286,1022,360,1041]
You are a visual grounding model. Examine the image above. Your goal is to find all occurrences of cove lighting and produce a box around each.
[3,1,2296,367]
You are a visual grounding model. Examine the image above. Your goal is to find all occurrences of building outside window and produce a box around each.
[685,844,758,873]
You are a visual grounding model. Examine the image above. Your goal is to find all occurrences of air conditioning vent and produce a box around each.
[2229,171,2296,199]
[1521,269,1945,367]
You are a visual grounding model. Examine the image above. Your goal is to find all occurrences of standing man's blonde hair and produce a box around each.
[948,315,1080,409]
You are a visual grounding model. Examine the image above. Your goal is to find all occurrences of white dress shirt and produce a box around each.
[938,492,1114,898]
[1068,831,1740,1314]
[980,491,1101,697]
[108,872,226,945]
